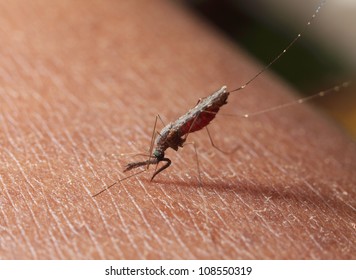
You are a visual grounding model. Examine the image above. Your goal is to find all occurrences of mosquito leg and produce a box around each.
[192,142,202,187]
[148,114,166,159]
[184,142,202,187]
[205,126,240,155]
[147,114,165,171]
[182,112,201,142]
[92,168,147,197]
[157,114,166,127]
[147,115,159,167]
[239,81,352,118]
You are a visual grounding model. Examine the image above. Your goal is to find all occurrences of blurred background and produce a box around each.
[178,0,356,138]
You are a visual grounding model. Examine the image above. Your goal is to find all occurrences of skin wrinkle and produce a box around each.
[275,207,305,253]
[302,179,354,250]
[60,200,84,258]
[254,186,312,255]
[211,209,241,247]
[155,187,212,244]
[85,157,103,183]
[145,181,212,252]
[196,186,210,238]
[82,222,105,260]
[210,216,244,256]
[156,208,195,259]
[75,202,106,259]
[34,140,56,179]
[210,190,253,254]
[38,179,77,259]
[35,179,72,246]
[214,190,252,257]
[65,134,85,174]
[2,175,38,259]
[18,222,37,259]
[140,183,190,232]
[303,179,350,226]
[255,166,353,258]
[58,207,79,238]
[82,180,125,259]
[232,189,281,239]
[136,182,189,258]
[39,176,78,259]
[78,130,101,163]
[92,203,125,259]
[33,113,68,155]
[308,230,326,253]
[47,228,65,259]
[4,148,37,194]
[109,193,141,259]
[237,235,255,259]
[121,184,164,249]
[0,206,19,259]
[185,203,211,242]
[18,189,42,238]
[140,186,186,257]
[0,114,21,153]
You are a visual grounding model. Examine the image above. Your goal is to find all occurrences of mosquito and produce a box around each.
[92,0,349,198]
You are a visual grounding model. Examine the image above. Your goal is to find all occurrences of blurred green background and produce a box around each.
[179,0,356,138]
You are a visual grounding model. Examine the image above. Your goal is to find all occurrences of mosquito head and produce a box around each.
[153,149,164,160]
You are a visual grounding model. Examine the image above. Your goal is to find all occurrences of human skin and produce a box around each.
[0,0,355,259]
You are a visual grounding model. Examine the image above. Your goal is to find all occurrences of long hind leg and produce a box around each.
[147,114,166,169]
[205,126,240,154]
[183,141,202,187]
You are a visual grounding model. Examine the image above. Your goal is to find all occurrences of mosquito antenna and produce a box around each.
[229,0,326,93]
[92,169,147,197]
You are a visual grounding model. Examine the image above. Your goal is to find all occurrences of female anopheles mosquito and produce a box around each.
[92,0,349,197]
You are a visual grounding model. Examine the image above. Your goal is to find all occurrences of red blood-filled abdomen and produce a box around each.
[180,107,219,136]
